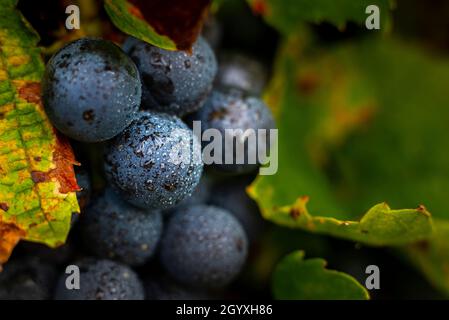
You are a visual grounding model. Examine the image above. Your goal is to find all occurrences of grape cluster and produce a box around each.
[11,25,276,300]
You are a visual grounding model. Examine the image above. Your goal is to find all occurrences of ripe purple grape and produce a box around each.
[126,36,217,116]
[80,189,163,266]
[54,259,144,300]
[160,205,248,289]
[104,111,203,209]
[191,89,275,174]
[42,38,141,142]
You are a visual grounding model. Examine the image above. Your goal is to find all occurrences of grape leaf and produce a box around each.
[323,37,449,296]
[249,194,433,246]
[404,220,449,297]
[247,0,393,34]
[329,40,449,222]
[104,0,211,51]
[272,251,369,300]
[248,35,434,246]
[0,0,79,265]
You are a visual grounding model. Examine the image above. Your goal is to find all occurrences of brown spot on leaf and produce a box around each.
[418,204,427,212]
[0,203,9,212]
[251,0,269,15]
[290,207,301,219]
[291,195,310,219]
[17,81,41,104]
[34,156,42,162]
[30,133,80,194]
[128,0,211,51]
[297,72,320,95]
[31,171,48,183]
[414,240,430,253]
[416,204,431,217]
[128,3,144,19]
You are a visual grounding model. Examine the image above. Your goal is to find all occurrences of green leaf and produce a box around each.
[404,220,449,297]
[253,31,449,294]
[272,251,369,300]
[247,0,393,34]
[104,0,211,51]
[313,30,449,296]
[329,39,449,222]
[248,35,434,246]
[0,0,80,264]
[249,194,433,246]
[104,0,175,50]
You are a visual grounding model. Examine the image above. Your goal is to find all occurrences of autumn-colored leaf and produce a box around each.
[104,0,212,51]
[0,0,79,265]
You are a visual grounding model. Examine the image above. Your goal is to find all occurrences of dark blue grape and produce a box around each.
[80,189,163,266]
[104,111,203,209]
[54,259,144,300]
[0,257,57,300]
[42,38,141,142]
[191,89,275,174]
[209,176,266,243]
[215,52,267,95]
[127,36,217,116]
[160,205,248,289]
